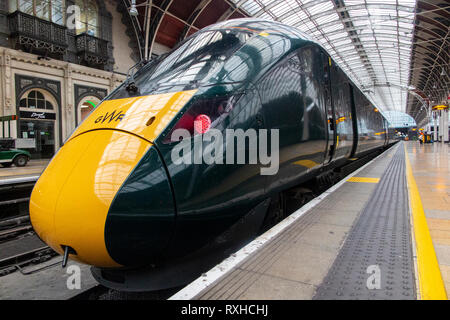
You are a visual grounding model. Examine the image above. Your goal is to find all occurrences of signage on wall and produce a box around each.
[86,100,97,108]
[19,111,56,120]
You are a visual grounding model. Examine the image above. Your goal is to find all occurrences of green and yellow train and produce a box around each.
[30,19,395,291]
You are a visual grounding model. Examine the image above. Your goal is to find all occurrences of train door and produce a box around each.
[349,84,359,157]
[321,51,335,163]
[329,64,355,160]
[257,47,327,193]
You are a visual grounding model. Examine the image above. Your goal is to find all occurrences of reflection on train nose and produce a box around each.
[30,129,151,267]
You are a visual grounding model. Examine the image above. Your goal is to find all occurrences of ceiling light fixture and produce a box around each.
[130,0,138,16]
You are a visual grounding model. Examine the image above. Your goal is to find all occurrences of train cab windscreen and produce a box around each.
[109,29,253,99]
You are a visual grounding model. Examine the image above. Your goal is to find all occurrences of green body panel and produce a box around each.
[105,147,175,266]
[157,84,268,256]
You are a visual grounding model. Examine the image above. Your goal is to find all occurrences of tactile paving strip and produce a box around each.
[314,146,416,299]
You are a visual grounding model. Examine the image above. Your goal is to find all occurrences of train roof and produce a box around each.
[200,18,315,43]
[201,19,380,113]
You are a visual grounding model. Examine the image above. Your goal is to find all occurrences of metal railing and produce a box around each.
[75,33,109,65]
[8,11,67,52]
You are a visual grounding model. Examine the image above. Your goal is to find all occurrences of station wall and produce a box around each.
[0,0,171,159]
[0,47,126,158]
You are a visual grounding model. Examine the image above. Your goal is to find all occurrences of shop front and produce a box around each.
[18,90,58,159]
[19,114,56,159]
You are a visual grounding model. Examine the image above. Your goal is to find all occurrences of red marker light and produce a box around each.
[194,114,211,134]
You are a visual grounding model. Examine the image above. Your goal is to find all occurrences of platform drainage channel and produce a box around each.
[314,146,416,299]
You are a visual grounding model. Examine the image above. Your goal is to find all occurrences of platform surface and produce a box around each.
[172,141,449,300]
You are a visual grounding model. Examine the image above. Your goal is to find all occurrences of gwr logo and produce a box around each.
[95,110,126,124]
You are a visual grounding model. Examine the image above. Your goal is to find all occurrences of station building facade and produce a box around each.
[0,0,168,159]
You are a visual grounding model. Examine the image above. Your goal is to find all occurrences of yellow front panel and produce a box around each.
[70,90,197,143]
[30,130,151,267]
[30,135,96,250]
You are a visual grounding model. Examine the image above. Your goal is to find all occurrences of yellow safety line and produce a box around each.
[404,145,447,300]
[293,159,318,168]
[347,177,380,183]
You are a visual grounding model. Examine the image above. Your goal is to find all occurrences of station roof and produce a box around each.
[128,0,449,126]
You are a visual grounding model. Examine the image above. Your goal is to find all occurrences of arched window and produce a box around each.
[77,96,99,124]
[75,0,99,37]
[9,0,65,25]
[79,101,94,122]
[19,90,54,110]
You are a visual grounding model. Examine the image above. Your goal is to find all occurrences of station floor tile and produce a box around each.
[238,273,316,300]
[260,242,337,286]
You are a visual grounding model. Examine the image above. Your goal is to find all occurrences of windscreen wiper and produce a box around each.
[125,60,148,93]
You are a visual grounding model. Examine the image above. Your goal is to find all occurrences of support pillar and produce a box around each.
[434,112,438,141]
[444,109,449,143]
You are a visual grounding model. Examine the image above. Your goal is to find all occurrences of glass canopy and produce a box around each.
[231,0,417,114]
[383,110,417,127]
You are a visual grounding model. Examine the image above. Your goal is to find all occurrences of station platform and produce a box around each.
[171,141,450,300]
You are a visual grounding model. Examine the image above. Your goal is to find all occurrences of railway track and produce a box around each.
[0,231,58,277]
[0,177,36,221]
[0,223,33,242]
[0,177,58,277]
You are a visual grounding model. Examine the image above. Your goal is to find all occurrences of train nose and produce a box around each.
[30,129,174,267]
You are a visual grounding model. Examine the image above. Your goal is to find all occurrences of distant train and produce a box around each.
[30,18,396,291]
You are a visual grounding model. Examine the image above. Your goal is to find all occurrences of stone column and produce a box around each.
[109,73,117,92]
[64,64,74,139]
[0,51,15,138]
[2,51,13,114]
